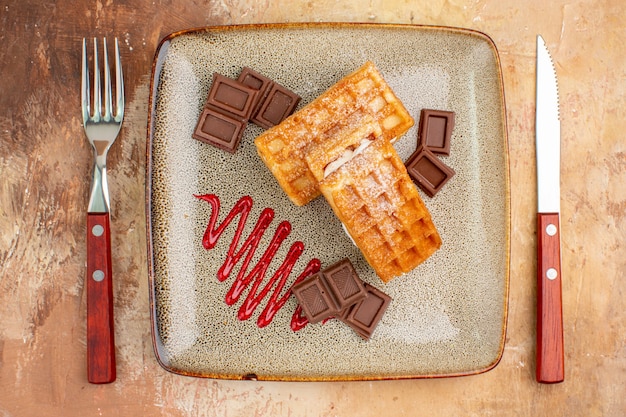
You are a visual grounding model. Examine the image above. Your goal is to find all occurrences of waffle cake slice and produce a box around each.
[254,61,414,206]
[318,137,442,283]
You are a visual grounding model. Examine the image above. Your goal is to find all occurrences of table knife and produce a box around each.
[535,34,564,383]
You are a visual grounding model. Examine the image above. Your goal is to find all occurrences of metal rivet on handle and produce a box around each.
[92,224,104,237]
[93,270,105,282]
[546,268,558,280]
[546,224,557,236]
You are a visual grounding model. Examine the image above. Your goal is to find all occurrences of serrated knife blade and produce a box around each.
[535,34,564,383]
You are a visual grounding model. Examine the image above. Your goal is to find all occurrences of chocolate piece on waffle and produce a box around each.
[318,138,442,283]
[254,61,414,206]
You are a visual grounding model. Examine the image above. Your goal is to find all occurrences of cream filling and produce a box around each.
[341,222,357,247]
[323,138,373,178]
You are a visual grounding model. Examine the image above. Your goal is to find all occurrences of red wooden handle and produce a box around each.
[86,213,116,383]
[536,212,564,383]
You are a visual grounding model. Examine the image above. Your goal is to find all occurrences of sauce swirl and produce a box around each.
[195,194,319,329]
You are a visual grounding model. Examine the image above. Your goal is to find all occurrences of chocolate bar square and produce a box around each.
[340,283,391,340]
[322,258,366,310]
[405,146,455,197]
[206,73,259,121]
[252,83,301,129]
[417,109,455,156]
[237,67,274,117]
[291,272,339,323]
[192,107,246,153]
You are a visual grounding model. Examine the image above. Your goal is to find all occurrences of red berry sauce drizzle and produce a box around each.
[194,194,320,330]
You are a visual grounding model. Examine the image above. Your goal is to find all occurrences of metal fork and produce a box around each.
[81,37,124,384]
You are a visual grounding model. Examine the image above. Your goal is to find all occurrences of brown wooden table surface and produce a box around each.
[1,0,624,415]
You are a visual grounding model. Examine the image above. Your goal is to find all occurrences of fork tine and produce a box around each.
[92,38,101,121]
[81,38,90,123]
[114,38,124,119]
[103,38,113,120]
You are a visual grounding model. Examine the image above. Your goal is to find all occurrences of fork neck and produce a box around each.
[88,151,111,213]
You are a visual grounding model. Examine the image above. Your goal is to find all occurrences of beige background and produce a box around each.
[0,0,624,416]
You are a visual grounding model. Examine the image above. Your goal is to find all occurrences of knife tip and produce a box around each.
[537,34,546,47]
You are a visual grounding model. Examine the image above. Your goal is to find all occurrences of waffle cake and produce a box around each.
[254,61,414,206]
[318,137,442,283]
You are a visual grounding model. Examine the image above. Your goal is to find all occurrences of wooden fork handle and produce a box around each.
[536,212,564,383]
[86,212,116,383]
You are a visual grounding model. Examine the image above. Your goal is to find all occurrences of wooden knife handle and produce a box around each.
[86,213,116,383]
[536,212,564,383]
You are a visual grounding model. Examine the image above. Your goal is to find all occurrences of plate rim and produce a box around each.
[145,22,511,381]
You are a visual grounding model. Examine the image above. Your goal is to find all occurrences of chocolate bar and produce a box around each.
[205,73,259,121]
[237,67,274,119]
[339,283,391,340]
[405,146,455,197]
[291,258,391,339]
[193,68,300,152]
[321,258,367,310]
[192,107,246,153]
[291,272,339,323]
[417,109,455,156]
[292,258,366,322]
[237,67,300,128]
[253,83,301,129]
